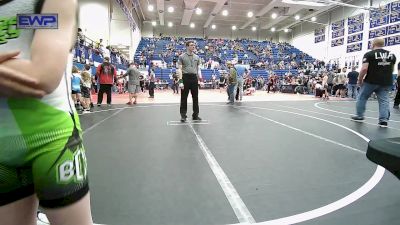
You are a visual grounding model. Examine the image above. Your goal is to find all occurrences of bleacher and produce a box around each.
[249,70,269,79]
[200,69,220,81]
[134,37,315,77]
[72,36,313,85]
[153,68,176,81]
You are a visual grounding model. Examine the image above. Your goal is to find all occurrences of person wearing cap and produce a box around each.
[96,56,117,106]
[177,40,202,122]
[351,38,397,127]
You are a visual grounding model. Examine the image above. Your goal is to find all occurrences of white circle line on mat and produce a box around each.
[229,105,384,225]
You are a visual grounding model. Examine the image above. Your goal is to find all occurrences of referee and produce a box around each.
[178,40,202,122]
[351,38,397,127]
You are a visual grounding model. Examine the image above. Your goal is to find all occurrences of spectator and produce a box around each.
[119,63,142,104]
[96,56,117,106]
[347,67,359,99]
[71,66,82,110]
[148,68,155,98]
[351,38,397,127]
[234,60,247,101]
[227,61,237,104]
[81,71,92,112]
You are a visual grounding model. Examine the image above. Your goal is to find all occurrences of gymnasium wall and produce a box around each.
[287,0,400,68]
[141,22,279,41]
[78,0,142,59]
[79,0,111,44]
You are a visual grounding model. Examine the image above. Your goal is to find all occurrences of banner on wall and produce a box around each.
[348,23,364,34]
[348,33,363,43]
[347,43,362,53]
[369,23,400,39]
[388,23,400,35]
[332,19,345,30]
[331,38,344,47]
[385,34,400,46]
[332,29,345,38]
[315,35,325,43]
[348,13,364,25]
[369,26,388,39]
[369,3,390,28]
[314,27,325,36]
[348,13,364,34]
[390,1,400,23]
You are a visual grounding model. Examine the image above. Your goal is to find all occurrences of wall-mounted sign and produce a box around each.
[347,42,362,53]
[369,26,388,39]
[315,35,325,43]
[331,38,344,47]
[390,1,400,23]
[370,3,390,28]
[385,34,400,46]
[332,29,345,38]
[348,33,363,43]
[314,27,325,36]
[332,19,345,30]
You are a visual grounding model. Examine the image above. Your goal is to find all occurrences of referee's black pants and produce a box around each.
[180,74,199,118]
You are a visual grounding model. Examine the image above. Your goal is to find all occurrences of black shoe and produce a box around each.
[192,116,202,121]
[378,121,388,127]
[181,115,187,122]
[351,116,365,122]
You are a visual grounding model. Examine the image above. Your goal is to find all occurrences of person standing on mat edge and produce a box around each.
[178,40,202,122]
[119,62,142,105]
[351,38,397,127]
[393,62,400,109]
[96,56,117,106]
